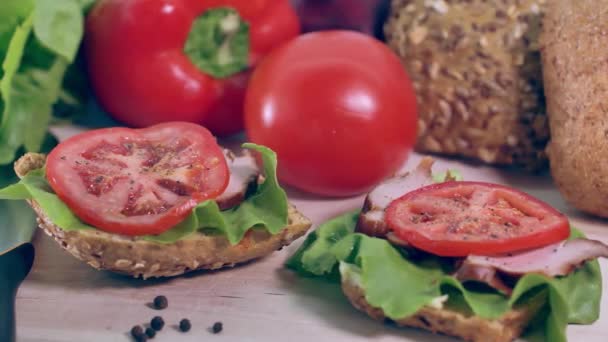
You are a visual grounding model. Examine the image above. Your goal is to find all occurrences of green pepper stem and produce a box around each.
[217,14,241,66]
[183,7,250,79]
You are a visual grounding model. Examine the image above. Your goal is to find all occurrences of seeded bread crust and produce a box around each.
[384,0,549,170]
[342,280,538,342]
[15,153,312,279]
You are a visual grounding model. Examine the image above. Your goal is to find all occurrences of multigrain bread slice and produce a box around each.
[14,153,312,279]
[342,280,539,342]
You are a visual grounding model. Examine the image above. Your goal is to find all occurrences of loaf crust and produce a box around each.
[541,0,608,217]
[342,280,538,342]
[384,0,548,169]
[15,153,312,278]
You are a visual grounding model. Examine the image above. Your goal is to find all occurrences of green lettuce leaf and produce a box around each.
[432,169,463,183]
[0,14,35,163]
[33,0,83,62]
[0,159,37,252]
[76,0,96,12]
[0,143,289,245]
[286,211,358,276]
[0,133,56,253]
[0,1,34,64]
[286,211,602,342]
[551,228,602,324]
[0,0,89,165]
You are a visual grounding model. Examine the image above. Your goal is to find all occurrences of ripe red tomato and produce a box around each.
[245,31,417,196]
[386,181,571,257]
[46,122,229,236]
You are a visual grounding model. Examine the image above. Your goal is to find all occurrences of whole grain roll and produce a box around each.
[541,0,608,217]
[384,0,548,169]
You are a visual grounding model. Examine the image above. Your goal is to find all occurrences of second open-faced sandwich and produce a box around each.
[287,158,608,342]
[0,122,311,278]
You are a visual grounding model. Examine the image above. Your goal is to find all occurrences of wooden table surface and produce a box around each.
[14,126,608,342]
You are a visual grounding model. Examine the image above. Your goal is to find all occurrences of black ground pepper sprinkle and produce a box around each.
[145,327,156,338]
[153,295,168,310]
[212,322,223,334]
[179,319,191,332]
[151,316,165,331]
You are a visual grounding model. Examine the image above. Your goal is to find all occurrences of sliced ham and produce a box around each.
[355,157,435,237]
[455,238,608,295]
[463,238,608,277]
[216,149,260,210]
[454,261,514,295]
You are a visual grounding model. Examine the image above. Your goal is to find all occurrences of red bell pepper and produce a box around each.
[85,0,300,136]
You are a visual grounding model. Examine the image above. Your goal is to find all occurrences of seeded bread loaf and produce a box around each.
[384,0,548,169]
[14,153,312,279]
[541,0,608,218]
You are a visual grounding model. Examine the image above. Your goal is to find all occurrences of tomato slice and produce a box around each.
[385,181,570,257]
[46,122,229,236]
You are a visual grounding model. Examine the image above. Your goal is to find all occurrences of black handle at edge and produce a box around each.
[0,243,35,342]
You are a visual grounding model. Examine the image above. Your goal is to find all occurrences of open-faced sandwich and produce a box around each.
[287,158,607,342]
[0,122,311,278]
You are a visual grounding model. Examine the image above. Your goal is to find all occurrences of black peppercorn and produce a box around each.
[145,327,156,338]
[150,316,165,331]
[153,295,168,310]
[131,325,147,341]
[212,321,223,334]
[131,325,144,338]
[179,318,191,332]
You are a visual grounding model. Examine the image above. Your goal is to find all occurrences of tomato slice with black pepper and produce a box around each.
[46,122,229,236]
[385,181,570,257]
